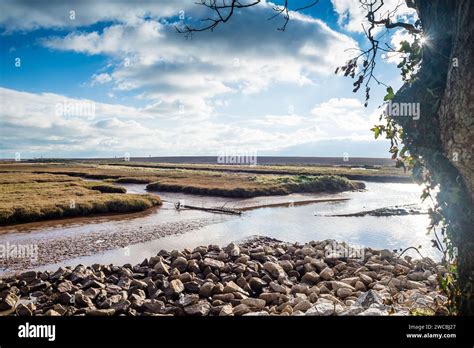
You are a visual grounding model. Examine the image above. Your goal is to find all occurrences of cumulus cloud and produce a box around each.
[39,3,359,120]
[0,0,192,31]
[310,97,380,137]
[0,87,381,158]
[91,73,112,85]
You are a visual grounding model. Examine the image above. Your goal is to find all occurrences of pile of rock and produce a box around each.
[0,237,449,316]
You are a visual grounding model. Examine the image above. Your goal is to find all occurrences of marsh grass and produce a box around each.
[146,173,363,198]
[0,172,160,225]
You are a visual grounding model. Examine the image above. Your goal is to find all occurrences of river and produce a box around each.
[0,181,442,275]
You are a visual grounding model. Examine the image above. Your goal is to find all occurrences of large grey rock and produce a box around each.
[355,290,384,309]
[305,301,344,316]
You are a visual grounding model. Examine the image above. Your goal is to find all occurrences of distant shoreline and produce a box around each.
[1,156,396,167]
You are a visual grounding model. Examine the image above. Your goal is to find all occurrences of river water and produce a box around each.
[0,181,442,274]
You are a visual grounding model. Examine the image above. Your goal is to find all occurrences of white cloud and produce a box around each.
[0,87,382,157]
[331,0,416,33]
[91,73,112,85]
[0,0,193,31]
[39,3,359,120]
[311,97,379,137]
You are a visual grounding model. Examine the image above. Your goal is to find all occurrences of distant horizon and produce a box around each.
[0,155,396,167]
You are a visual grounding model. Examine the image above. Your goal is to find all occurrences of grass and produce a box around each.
[146,173,364,198]
[100,160,411,181]
[0,172,161,226]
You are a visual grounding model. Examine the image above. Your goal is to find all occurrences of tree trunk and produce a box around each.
[394,0,473,314]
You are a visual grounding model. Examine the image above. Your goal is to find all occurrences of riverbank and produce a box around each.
[0,172,161,226]
[0,237,448,316]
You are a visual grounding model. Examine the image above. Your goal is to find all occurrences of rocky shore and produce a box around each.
[0,237,449,316]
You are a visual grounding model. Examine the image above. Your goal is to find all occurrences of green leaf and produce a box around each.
[384,86,394,101]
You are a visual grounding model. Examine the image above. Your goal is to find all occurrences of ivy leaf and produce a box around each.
[372,126,380,139]
[384,86,394,101]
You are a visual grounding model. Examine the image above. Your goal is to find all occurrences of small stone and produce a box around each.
[165,279,185,297]
[19,271,37,283]
[184,301,211,316]
[259,293,280,304]
[291,284,309,295]
[16,303,32,316]
[309,292,319,303]
[219,304,233,316]
[249,277,267,291]
[184,281,201,293]
[0,293,18,311]
[142,299,165,313]
[57,281,73,293]
[154,258,170,275]
[269,281,288,294]
[86,308,115,316]
[355,281,367,292]
[225,243,240,257]
[241,298,266,309]
[223,281,247,295]
[199,282,215,298]
[336,288,352,299]
[293,300,312,312]
[233,303,251,316]
[58,292,74,305]
[202,258,225,270]
[75,292,94,308]
[82,279,104,290]
[278,260,294,272]
[113,300,131,313]
[301,271,319,284]
[407,272,424,281]
[310,259,327,271]
[359,274,373,285]
[320,267,334,280]
[263,262,286,279]
[405,280,426,290]
[130,279,147,290]
[171,257,188,272]
[178,294,199,307]
[331,281,355,292]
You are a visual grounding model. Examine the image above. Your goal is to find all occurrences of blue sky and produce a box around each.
[0,0,416,159]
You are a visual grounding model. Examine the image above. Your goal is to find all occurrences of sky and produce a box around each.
[0,0,417,159]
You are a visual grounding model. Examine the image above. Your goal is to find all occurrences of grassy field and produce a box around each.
[0,162,366,198]
[0,171,161,226]
[146,173,364,198]
[100,160,411,182]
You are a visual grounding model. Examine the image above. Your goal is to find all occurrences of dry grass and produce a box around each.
[0,171,161,226]
[102,161,410,179]
[146,173,363,198]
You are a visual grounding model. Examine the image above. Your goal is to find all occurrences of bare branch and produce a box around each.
[176,0,319,34]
